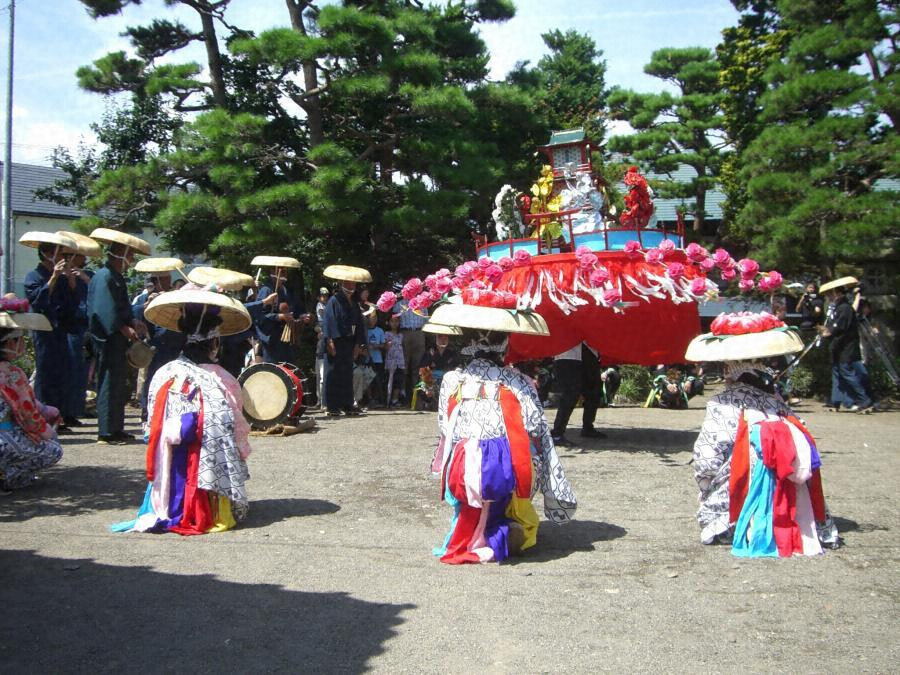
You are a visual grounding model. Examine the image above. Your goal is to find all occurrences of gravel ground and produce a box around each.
[0,388,897,673]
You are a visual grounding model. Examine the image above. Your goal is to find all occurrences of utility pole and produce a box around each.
[0,0,14,294]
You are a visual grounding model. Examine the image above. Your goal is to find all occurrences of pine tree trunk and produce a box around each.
[694,183,706,233]
[196,4,228,108]
[286,0,325,147]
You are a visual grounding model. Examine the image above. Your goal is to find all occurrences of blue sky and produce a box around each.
[0,0,739,165]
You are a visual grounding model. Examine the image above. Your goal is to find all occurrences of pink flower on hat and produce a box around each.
[578,252,598,269]
[624,240,643,257]
[435,268,451,278]
[376,291,397,313]
[454,262,475,280]
[658,239,676,253]
[477,256,493,270]
[498,256,514,272]
[685,242,709,263]
[712,248,732,269]
[721,267,737,281]
[434,277,452,295]
[738,278,755,292]
[401,278,423,300]
[603,288,622,305]
[485,264,504,284]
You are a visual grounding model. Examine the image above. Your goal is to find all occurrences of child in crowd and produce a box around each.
[385,314,406,406]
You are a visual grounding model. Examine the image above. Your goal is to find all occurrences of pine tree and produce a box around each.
[607,48,727,233]
[734,0,899,276]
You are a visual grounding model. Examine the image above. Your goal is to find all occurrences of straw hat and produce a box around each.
[55,231,102,258]
[685,312,803,362]
[251,255,300,269]
[323,264,372,283]
[134,257,185,274]
[187,266,254,291]
[18,231,77,252]
[423,322,462,336]
[819,276,859,294]
[89,227,151,255]
[144,289,252,337]
[429,303,549,336]
[0,297,51,332]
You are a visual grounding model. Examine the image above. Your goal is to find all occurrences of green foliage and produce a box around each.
[616,365,652,404]
[731,0,899,277]
[608,47,727,232]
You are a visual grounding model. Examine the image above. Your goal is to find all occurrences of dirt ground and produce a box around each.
[0,388,897,673]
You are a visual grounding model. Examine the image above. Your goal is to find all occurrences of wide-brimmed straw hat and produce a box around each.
[0,297,51,332]
[323,264,372,283]
[89,227,151,255]
[187,266,254,291]
[429,303,549,336]
[423,322,462,336]
[251,255,300,269]
[134,257,185,274]
[819,276,859,294]
[685,312,803,362]
[144,289,252,337]
[55,231,102,258]
[18,231,77,252]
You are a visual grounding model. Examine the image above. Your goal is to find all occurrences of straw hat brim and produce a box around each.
[56,231,102,258]
[429,303,550,336]
[323,264,372,283]
[18,231,77,251]
[134,257,185,274]
[144,289,252,337]
[251,255,301,269]
[89,228,151,255]
[187,266,253,291]
[685,328,804,362]
[0,311,52,332]
[423,322,462,336]
[819,276,859,294]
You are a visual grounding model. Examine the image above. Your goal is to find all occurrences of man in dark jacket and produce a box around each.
[322,266,368,417]
[821,279,872,413]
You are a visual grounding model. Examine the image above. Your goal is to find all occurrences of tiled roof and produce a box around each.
[546,128,586,146]
[0,161,89,219]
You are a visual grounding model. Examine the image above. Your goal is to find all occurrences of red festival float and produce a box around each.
[379,129,783,364]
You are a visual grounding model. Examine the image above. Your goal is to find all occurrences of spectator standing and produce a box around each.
[322,265,369,417]
[796,282,825,330]
[551,342,604,446]
[820,276,873,413]
[393,298,428,399]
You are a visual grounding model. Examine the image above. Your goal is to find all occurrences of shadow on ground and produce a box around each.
[568,427,697,458]
[507,519,627,565]
[0,464,147,522]
[247,498,340,528]
[0,549,414,672]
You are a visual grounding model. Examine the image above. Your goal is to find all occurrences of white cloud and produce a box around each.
[6,117,98,165]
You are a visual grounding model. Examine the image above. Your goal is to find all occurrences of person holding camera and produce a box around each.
[796,282,825,330]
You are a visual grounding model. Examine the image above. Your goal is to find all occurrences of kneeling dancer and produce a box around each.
[0,297,63,490]
[686,312,839,556]
[428,300,576,564]
[113,289,252,534]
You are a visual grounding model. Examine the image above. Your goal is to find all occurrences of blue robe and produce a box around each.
[322,292,366,411]
[254,279,305,365]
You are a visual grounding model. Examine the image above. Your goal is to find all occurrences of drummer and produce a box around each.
[321,265,370,417]
[251,256,311,365]
[86,228,151,445]
[113,288,252,534]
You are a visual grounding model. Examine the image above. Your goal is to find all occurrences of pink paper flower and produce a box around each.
[513,249,532,266]
[666,262,685,279]
[645,248,663,264]
[428,289,443,303]
[468,279,486,290]
[454,262,475,280]
[401,278,423,301]
[738,278,755,292]
[575,245,593,257]
[477,256,493,269]
[624,240,643,257]
[424,274,437,289]
[412,291,433,311]
[711,311,784,336]
[658,239,676,253]
[766,270,783,290]
[712,248,732,269]
[721,267,737,281]
[485,264,504,284]
[589,266,610,287]
[498,256,514,271]
[737,258,760,279]
[435,268,451,278]
[685,243,709,263]
[578,252,598,269]
[700,258,716,272]
[376,291,397,313]
[434,277,452,295]
[690,278,708,295]
[602,288,622,305]
[450,276,466,292]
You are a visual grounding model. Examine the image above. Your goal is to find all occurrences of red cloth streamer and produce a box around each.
[759,420,803,557]
[728,414,751,524]
[145,378,174,482]
[498,251,702,365]
[498,387,533,499]
[440,443,481,564]
[786,414,827,521]
[171,390,214,536]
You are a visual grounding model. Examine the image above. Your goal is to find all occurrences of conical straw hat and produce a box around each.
[89,227,151,255]
[144,289,251,336]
